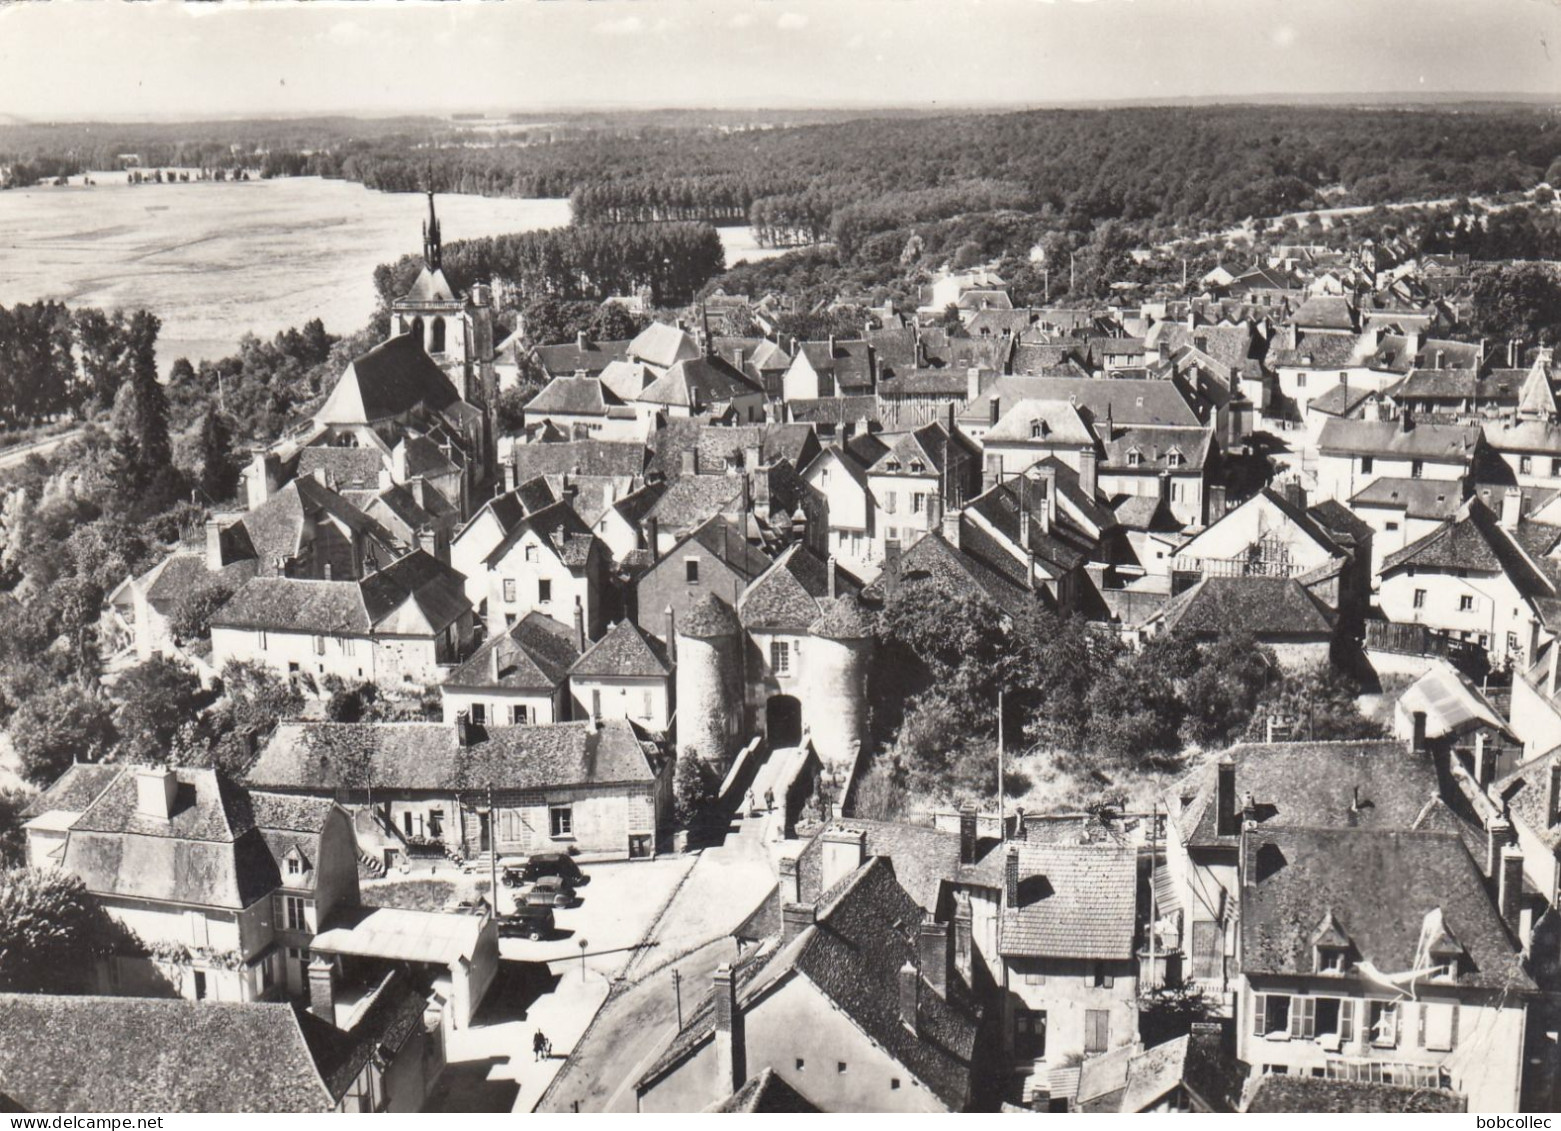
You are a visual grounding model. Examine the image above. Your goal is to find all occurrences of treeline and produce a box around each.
[0,303,159,427]
[375,222,725,308]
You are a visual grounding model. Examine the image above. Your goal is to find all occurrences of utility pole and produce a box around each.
[672,968,683,1030]
[487,781,498,912]
[997,688,1006,842]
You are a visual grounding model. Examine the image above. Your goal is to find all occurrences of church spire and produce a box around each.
[422,190,443,273]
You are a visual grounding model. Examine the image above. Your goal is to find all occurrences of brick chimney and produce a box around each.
[1216,761,1238,837]
[1486,817,1512,878]
[1079,446,1099,500]
[664,605,676,664]
[455,710,476,747]
[573,597,586,653]
[308,954,337,1023]
[918,914,949,999]
[712,964,746,1096]
[1502,489,1523,531]
[897,961,919,1033]
[820,827,867,893]
[781,901,815,945]
[645,516,660,560]
[1004,843,1020,908]
[959,801,979,865]
[826,555,837,600]
[135,767,179,821]
[1410,710,1427,755]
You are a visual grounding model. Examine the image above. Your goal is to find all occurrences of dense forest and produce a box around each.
[373,222,725,308]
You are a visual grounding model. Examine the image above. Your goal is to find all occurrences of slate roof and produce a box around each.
[213,550,471,637]
[984,399,1096,447]
[1175,740,1440,850]
[1157,576,1335,640]
[484,500,597,571]
[1239,826,1532,992]
[318,333,463,424]
[963,376,1201,429]
[442,611,579,691]
[997,843,1138,960]
[527,376,629,418]
[628,323,700,370]
[1495,746,1561,852]
[797,340,876,392]
[510,439,647,481]
[1290,295,1357,332]
[1483,419,1561,456]
[296,447,386,491]
[785,396,882,425]
[1349,477,1463,520]
[708,1068,819,1113]
[870,422,975,477]
[1306,382,1376,419]
[677,592,743,638]
[793,818,966,913]
[1381,500,1555,601]
[239,477,400,571]
[1244,1076,1465,1114]
[640,857,981,1110]
[1099,425,1213,473]
[1122,1030,1246,1113]
[639,355,762,409]
[532,337,631,379]
[872,528,1035,619]
[738,543,863,634]
[0,995,378,1112]
[569,618,671,679]
[63,767,283,910]
[247,718,659,794]
[1317,418,1480,462]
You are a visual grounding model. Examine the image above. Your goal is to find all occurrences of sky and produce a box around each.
[0,0,1556,121]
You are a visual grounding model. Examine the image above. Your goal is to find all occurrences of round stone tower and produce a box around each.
[804,592,875,774]
[675,594,744,772]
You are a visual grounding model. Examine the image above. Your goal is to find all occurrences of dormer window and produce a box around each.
[909,460,925,474]
[1030,420,1047,439]
[1127,448,1142,468]
[1315,946,1348,975]
[885,460,902,472]
[1167,449,1184,469]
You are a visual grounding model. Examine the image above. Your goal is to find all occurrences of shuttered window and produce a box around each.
[1085,1010,1110,1054]
[1192,921,1222,980]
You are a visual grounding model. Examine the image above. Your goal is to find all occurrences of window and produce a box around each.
[538,579,552,604]
[1521,456,1534,475]
[890,1078,901,1091]
[550,805,573,838]
[194,971,207,1001]
[1288,995,1317,1039]
[1296,372,1307,388]
[1385,520,1400,532]
[837,1062,848,1074]
[591,689,602,719]
[912,492,926,514]
[503,578,517,603]
[284,896,308,932]
[1360,456,1374,475]
[1023,972,1045,986]
[771,641,791,675]
[685,558,700,583]
[1015,1009,1046,1059]
[1459,594,1474,612]
[1411,460,1424,479]
[1254,993,1291,1037]
[1313,997,1352,1045]
[1167,450,1183,469]
[1191,921,1223,981]
[1369,1000,1399,1047]
[1085,1010,1110,1054]
[1127,449,1142,468]
[885,490,897,514]
[795,1058,805,1071]
[524,544,538,564]
[428,810,444,839]
[1030,420,1045,439]
[1420,1003,1458,1052]
[642,691,654,719]
[1092,962,1114,989]
[286,854,302,876]
[470,703,486,726]
[505,613,517,627]
[1552,459,1561,477]
[512,705,529,725]
[313,634,326,656]
[1508,632,1521,654]
[1413,589,1427,609]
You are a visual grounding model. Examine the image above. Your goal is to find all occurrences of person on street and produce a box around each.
[764,788,774,813]
[533,1029,547,1061]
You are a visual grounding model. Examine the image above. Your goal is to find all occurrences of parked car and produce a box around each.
[498,857,530,888]
[523,875,579,908]
[497,904,555,941]
[515,852,587,887]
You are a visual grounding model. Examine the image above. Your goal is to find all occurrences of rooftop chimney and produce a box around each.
[1411,710,1428,755]
[1499,845,1524,934]
[576,330,589,351]
[897,961,919,1032]
[455,710,476,747]
[664,605,676,664]
[1502,489,1523,531]
[1486,817,1512,878]
[820,826,867,893]
[942,505,962,547]
[1548,762,1561,830]
[308,954,337,1023]
[826,554,837,600]
[1004,843,1020,909]
[204,518,227,572]
[681,448,698,477]
[136,767,179,821]
[952,890,974,985]
[918,914,949,999]
[967,366,982,404]
[989,397,1002,427]
[573,597,586,653]
[712,963,746,1096]
[959,801,979,865]
[645,516,660,560]
[1216,761,1238,837]
[781,901,815,945]
[1079,446,1099,501]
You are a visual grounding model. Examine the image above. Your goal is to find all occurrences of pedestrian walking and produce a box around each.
[746,790,757,816]
[764,787,774,813]
[545,1037,554,1059]
[533,1029,547,1061]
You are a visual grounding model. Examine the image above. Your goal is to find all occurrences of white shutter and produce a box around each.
[1425,1003,1456,1052]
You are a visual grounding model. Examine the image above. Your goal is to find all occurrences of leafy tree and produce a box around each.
[112,656,208,764]
[588,301,647,342]
[9,683,116,786]
[673,747,722,829]
[0,787,29,867]
[1248,663,1382,743]
[1469,263,1561,347]
[0,868,139,993]
[196,403,239,503]
[494,383,539,435]
[109,310,170,489]
[1138,984,1221,1046]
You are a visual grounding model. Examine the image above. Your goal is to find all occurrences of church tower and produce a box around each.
[422,189,443,273]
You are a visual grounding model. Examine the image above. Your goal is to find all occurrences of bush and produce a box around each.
[0,868,139,993]
[673,747,722,828]
[10,682,116,785]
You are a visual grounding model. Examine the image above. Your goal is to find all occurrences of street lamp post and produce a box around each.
[578,938,589,983]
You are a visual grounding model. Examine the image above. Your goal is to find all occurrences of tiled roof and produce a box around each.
[679,514,773,580]
[1317,418,1480,462]
[738,543,862,634]
[646,419,816,480]
[527,376,628,417]
[998,842,1137,959]
[0,995,367,1111]
[1240,826,1532,992]
[1381,500,1555,601]
[794,818,966,913]
[1099,424,1213,472]
[1483,419,1561,456]
[317,333,462,425]
[569,618,671,679]
[19,763,123,820]
[295,447,385,491]
[785,396,881,425]
[1349,476,1463,520]
[677,592,743,639]
[871,529,1035,619]
[239,477,399,572]
[964,376,1201,429]
[1268,331,1358,369]
[984,398,1096,447]
[641,857,981,1110]
[810,592,875,640]
[533,337,631,379]
[484,500,598,571]
[1010,342,1084,376]
[798,339,876,391]
[643,475,742,531]
[63,767,283,910]
[1289,295,1357,332]
[248,718,659,794]
[1245,1076,1465,1114]
[628,323,700,370]
[511,439,647,481]
[442,611,579,691]
[1157,576,1334,639]
[1176,740,1439,850]
[1495,745,1561,852]
[1306,382,1375,419]
[638,355,761,409]
[708,1068,819,1113]
[213,550,471,637]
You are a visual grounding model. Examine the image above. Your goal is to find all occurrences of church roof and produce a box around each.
[315,334,463,426]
